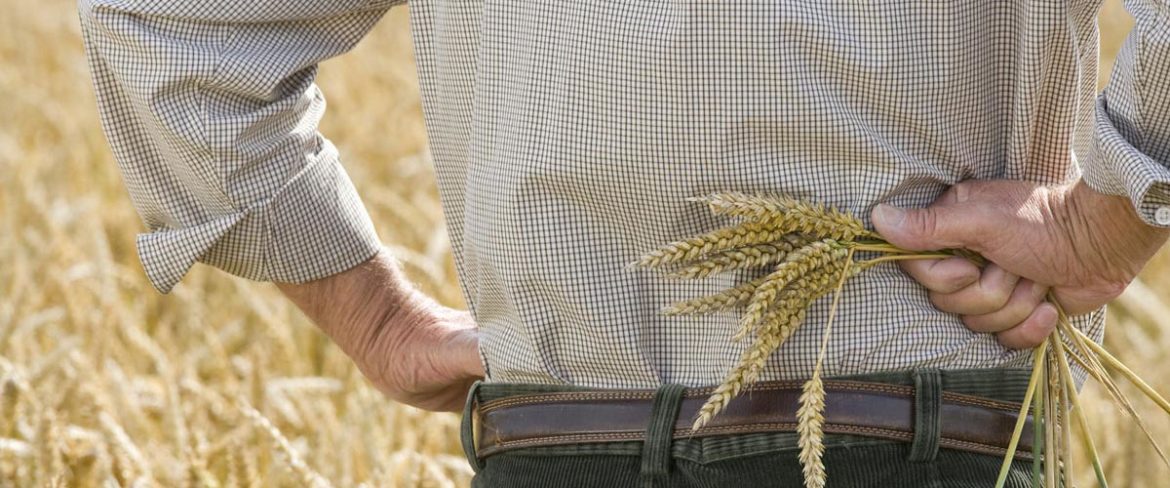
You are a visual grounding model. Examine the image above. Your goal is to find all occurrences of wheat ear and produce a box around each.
[732,261,858,342]
[664,276,767,316]
[694,192,875,240]
[0,376,18,437]
[692,259,855,430]
[692,306,807,431]
[741,241,847,333]
[635,221,794,268]
[668,237,806,279]
[796,249,853,488]
[238,398,332,488]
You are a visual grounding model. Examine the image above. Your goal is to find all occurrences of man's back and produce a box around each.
[409,0,1102,386]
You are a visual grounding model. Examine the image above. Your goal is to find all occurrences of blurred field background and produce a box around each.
[1,0,1166,486]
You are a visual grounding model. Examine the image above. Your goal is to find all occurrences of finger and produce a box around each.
[871,188,995,251]
[898,257,981,294]
[996,303,1059,349]
[928,264,1020,315]
[960,280,1049,333]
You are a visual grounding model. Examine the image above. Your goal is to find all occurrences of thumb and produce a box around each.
[871,203,982,251]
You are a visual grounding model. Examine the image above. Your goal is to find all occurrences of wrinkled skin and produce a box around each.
[277,248,483,412]
[872,179,1170,349]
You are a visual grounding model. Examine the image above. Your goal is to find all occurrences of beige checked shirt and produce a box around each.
[79,0,1170,387]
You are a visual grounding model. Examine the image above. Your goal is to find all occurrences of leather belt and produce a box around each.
[472,379,1034,461]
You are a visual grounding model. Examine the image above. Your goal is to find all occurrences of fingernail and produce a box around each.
[874,204,907,227]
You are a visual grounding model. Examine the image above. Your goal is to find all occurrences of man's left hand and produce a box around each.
[870,180,1170,349]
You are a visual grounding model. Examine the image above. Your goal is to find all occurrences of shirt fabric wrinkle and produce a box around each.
[79,0,1169,387]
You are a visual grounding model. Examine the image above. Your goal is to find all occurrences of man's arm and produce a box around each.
[78,0,482,411]
[869,0,1170,348]
[77,0,396,292]
[277,248,482,412]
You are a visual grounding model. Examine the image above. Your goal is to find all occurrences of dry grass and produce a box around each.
[1,2,467,486]
[0,0,1166,486]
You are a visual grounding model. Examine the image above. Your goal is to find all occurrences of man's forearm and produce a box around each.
[275,248,414,369]
[275,247,483,412]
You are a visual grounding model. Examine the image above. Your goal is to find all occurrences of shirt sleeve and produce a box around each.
[77,0,402,293]
[1078,0,1170,227]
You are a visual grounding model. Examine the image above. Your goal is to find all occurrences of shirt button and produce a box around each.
[1156,206,1170,226]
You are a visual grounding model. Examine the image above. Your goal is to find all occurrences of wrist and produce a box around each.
[1063,180,1170,278]
[1067,180,1168,236]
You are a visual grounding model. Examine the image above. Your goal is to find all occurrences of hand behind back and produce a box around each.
[277,248,484,412]
[871,180,1170,349]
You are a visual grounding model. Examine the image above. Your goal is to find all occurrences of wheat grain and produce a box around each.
[796,376,827,488]
[695,192,874,241]
[636,221,795,268]
[663,277,767,316]
[740,241,848,333]
[667,235,808,279]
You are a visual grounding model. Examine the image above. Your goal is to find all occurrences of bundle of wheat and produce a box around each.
[636,192,1170,488]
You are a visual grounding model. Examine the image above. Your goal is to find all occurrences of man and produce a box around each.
[78,0,1169,486]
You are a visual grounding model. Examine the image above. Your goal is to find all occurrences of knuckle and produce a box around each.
[976,287,1012,311]
[910,210,940,241]
[898,259,930,280]
[927,292,958,313]
[1000,314,1056,350]
[941,272,975,293]
[1023,327,1051,348]
[1100,280,1128,302]
[995,330,1032,350]
[961,314,993,333]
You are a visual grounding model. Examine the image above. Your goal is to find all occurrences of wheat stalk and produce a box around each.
[237,398,333,488]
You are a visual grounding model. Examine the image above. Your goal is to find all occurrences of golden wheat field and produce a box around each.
[1,0,1168,486]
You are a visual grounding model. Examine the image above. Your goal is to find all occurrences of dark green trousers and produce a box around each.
[461,368,1036,487]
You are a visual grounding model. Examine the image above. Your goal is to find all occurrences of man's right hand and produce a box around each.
[276,248,484,412]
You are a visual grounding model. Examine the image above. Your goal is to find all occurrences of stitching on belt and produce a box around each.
[480,380,926,413]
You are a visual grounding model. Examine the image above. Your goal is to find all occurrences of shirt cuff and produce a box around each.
[1078,95,1170,227]
[136,143,381,293]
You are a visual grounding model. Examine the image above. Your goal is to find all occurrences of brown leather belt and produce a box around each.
[472,379,1033,461]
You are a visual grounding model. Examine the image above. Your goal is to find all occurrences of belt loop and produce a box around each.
[908,368,942,462]
[640,384,687,488]
[460,380,486,472]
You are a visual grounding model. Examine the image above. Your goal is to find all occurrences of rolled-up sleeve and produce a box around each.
[77,0,402,293]
[1078,0,1170,227]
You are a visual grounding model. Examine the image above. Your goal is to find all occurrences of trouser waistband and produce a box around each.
[461,367,1034,479]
